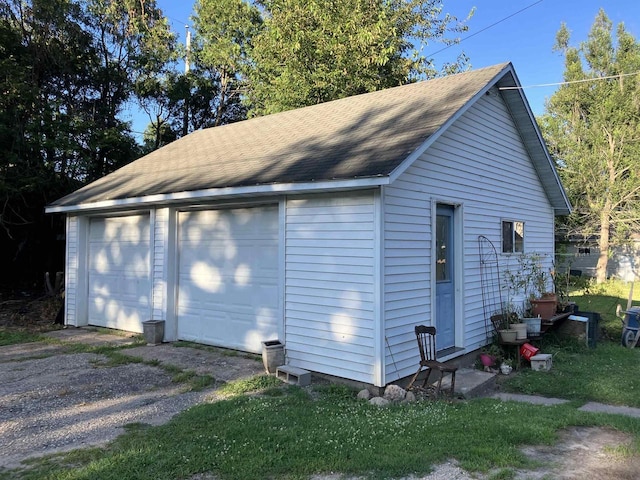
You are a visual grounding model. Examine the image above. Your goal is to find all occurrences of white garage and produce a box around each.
[87,214,151,332]
[176,206,280,353]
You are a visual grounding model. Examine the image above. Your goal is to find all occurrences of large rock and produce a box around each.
[383,384,406,402]
[369,397,390,407]
[357,389,371,400]
[403,391,417,403]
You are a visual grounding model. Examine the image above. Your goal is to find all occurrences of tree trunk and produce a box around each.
[596,209,610,283]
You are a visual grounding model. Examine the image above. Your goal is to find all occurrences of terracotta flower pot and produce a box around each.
[530,298,557,320]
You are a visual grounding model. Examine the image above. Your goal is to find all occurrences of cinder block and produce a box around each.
[276,365,311,386]
[530,353,553,372]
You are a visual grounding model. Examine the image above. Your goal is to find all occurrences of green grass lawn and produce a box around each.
[569,278,638,339]
[503,335,640,406]
[5,382,640,480]
[2,279,640,479]
[0,330,43,346]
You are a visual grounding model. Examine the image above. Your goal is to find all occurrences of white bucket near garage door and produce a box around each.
[88,214,151,333]
[177,205,280,353]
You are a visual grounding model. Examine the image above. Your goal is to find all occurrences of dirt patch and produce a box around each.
[517,426,639,479]
[305,427,639,480]
[0,290,62,332]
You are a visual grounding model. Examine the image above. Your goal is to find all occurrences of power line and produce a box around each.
[166,15,190,28]
[428,0,544,58]
[499,71,640,90]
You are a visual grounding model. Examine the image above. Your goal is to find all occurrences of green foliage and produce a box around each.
[0,0,181,286]
[247,0,472,115]
[503,252,554,301]
[540,9,640,283]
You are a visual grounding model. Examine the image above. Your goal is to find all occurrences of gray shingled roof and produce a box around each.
[50,63,515,208]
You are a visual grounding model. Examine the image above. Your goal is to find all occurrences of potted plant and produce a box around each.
[509,317,528,340]
[551,256,575,313]
[499,327,518,342]
[500,358,514,375]
[490,306,520,341]
[504,252,557,321]
[504,301,527,340]
[479,343,504,371]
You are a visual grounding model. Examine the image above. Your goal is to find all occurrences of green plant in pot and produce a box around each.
[551,255,573,312]
[490,306,519,341]
[504,252,557,322]
[528,258,557,320]
[509,316,528,340]
[479,343,504,370]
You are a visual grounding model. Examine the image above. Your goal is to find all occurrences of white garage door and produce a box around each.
[177,206,280,353]
[88,215,151,333]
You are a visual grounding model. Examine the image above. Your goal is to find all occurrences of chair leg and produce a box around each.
[406,367,424,390]
[420,368,433,389]
[435,372,444,397]
[449,371,456,397]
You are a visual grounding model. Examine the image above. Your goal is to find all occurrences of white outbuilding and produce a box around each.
[47,63,571,387]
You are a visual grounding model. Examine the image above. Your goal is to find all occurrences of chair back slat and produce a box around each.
[415,325,437,362]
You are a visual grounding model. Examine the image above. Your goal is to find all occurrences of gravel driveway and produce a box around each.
[0,329,264,469]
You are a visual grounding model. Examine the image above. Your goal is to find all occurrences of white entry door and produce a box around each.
[176,206,280,353]
[88,215,151,333]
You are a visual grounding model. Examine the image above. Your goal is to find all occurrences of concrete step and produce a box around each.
[440,367,498,399]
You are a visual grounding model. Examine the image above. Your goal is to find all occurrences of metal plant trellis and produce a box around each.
[478,235,504,342]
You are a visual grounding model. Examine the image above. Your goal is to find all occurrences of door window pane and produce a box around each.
[436,214,450,281]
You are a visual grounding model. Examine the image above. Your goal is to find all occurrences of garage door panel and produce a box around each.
[177,206,280,353]
[88,215,151,333]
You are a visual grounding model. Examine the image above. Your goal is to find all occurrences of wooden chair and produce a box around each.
[406,325,458,397]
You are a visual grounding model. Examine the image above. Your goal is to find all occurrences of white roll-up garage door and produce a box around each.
[177,206,280,353]
[88,214,151,333]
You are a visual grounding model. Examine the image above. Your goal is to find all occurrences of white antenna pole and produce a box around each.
[183,26,191,136]
[185,26,191,74]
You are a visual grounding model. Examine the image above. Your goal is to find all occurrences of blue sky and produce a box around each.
[142,0,640,133]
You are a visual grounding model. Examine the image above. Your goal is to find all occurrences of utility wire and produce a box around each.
[428,0,544,57]
[499,71,640,90]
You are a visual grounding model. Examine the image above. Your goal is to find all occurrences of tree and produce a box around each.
[0,0,178,287]
[191,0,262,126]
[540,9,640,283]
[83,0,176,178]
[247,0,471,115]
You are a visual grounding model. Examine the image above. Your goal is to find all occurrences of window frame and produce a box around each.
[501,219,525,254]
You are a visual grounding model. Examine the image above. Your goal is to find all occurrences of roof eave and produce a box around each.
[497,69,572,216]
[389,63,572,216]
[45,176,390,214]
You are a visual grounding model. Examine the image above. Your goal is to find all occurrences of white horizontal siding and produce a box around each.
[383,91,556,383]
[285,192,376,384]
